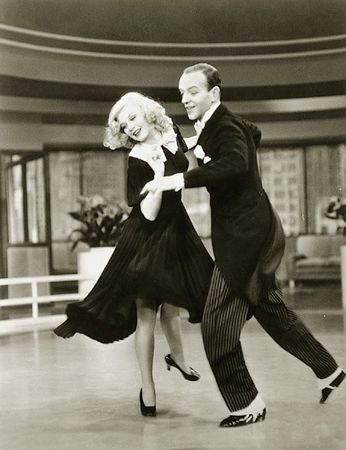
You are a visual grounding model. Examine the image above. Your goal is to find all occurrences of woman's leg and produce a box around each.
[160,303,191,374]
[135,298,157,406]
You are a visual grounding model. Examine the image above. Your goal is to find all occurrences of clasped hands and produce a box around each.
[141,173,184,195]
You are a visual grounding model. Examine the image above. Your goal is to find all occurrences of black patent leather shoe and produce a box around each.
[139,389,156,417]
[164,354,200,381]
[320,370,345,404]
[219,408,266,428]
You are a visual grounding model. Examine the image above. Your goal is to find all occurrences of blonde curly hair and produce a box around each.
[103,92,173,150]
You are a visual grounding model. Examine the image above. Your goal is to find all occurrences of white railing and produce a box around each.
[0,274,90,331]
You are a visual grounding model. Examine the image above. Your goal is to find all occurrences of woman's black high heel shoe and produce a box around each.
[139,389,156,417]
[164,354,200,381]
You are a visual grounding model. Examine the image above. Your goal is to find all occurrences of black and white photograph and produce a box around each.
[0,1,345,449]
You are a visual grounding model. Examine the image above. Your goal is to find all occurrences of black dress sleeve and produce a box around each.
[173,123,189,153]
[126,157,154,207]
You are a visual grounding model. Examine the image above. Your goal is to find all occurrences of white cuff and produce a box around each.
[173,173,185,191]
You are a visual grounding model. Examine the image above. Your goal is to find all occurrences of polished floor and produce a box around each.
[0,286,345,450]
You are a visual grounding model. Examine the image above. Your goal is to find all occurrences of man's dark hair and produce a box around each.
[183,63,221,90]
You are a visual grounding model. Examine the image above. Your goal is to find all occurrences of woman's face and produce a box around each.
[117,103,156,143]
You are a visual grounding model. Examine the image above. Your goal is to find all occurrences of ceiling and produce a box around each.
[0,0,345,43]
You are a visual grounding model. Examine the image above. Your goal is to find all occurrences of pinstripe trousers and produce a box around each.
[201,266,338,412]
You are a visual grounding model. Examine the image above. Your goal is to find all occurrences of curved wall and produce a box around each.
[0,0,345,149]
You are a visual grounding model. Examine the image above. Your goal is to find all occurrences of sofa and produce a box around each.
[287,234,346,288]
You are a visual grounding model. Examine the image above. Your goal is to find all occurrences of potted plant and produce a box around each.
[69,194,129,250]
[68,194,129,295]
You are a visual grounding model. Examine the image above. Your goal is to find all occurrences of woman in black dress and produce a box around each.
[54,92,213,416]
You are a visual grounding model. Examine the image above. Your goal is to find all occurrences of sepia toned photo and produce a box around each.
[0,1,345,449]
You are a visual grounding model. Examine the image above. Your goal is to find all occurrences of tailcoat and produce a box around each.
[184,104,285,304]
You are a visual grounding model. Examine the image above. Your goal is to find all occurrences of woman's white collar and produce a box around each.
[129,130,177,166]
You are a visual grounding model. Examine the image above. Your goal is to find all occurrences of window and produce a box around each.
[5,143,344,275]
[48,150,127,272]
[7,164,24,243]
[305,144,345,234]
[26,159,46,243]
[81,151,126,203]
[259,148,306,236]
[6,155,46,244]
[259,144,345,236]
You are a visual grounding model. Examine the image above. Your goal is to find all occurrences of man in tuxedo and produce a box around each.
[142,63,345,427]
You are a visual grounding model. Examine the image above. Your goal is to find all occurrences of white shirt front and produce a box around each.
[194,101,221,137]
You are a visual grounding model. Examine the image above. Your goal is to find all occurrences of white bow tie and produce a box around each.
[194,120,205,135]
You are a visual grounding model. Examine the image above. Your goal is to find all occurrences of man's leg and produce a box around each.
[201,266,258,412]
[252,284,343,401]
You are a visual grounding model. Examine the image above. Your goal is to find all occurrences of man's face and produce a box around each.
[178,71,215,121]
